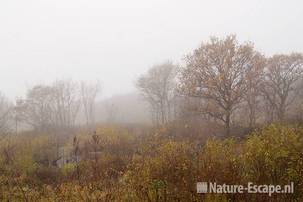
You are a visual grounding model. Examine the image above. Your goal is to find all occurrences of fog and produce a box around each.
[2,1,303,200]
[0,0,302,99]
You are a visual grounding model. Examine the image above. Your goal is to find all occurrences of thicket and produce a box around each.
[0,124,302,201]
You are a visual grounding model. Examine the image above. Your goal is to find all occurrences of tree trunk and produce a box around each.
[225,110,231,136]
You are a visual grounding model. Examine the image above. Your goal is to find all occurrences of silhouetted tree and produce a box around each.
[137,61,177,125]
[261,53,303,122]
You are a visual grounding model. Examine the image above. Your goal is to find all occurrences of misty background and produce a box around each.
[1,0,303,123]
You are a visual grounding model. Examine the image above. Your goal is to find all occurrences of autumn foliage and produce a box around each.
[0,124,302,201]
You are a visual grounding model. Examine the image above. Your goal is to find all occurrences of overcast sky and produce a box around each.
[0,0,302,100]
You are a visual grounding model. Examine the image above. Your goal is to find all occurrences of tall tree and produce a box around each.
[17,85,55,131]
[180,35,261,135]
[261,53,303,122]
[17,80,81,131]
[51,80,81,129]
[80,81,101,129]
[137,62,177,125]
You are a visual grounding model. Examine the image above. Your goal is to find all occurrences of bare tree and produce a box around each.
[137,61,177,125]
[261,53,303,122]
[17,80,81,131]
[80,81,101,129]
[179,35,260,135]
[52,80,81,129]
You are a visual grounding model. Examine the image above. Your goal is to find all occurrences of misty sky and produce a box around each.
[0,0,302,100]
